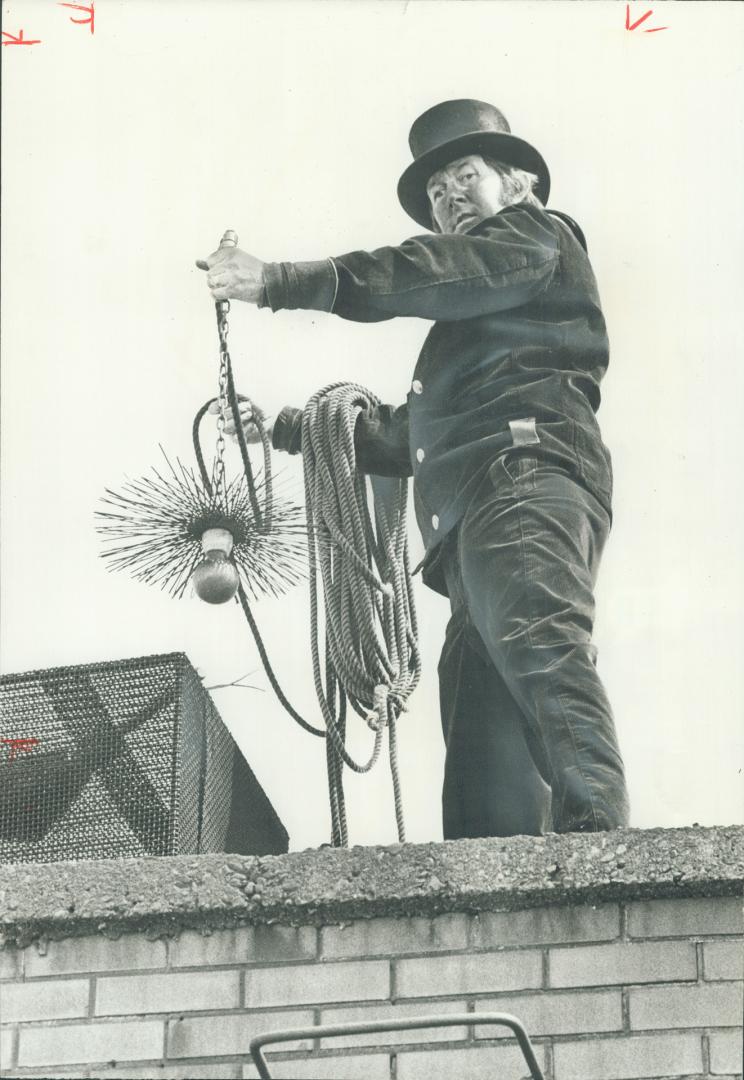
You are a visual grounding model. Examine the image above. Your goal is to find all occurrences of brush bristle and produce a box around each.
[96,451,308,601]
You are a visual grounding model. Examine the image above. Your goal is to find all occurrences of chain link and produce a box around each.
[213,300,231,505]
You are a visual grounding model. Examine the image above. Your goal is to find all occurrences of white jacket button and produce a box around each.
[411,379,423,394]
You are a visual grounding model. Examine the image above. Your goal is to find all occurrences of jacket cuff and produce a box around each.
[261,259,338,313]
[271,406,304,455]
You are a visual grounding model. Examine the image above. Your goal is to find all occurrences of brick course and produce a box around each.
[1,977,90,1022]
[0,1024,15,1072]
[396,1043,548,1080]
[704,939,744,981]
[25,935,167,977]
[472,903,619,948]
[708,1029,744,1075]
[244,959,389,1008]
[549,940,697,987]
[627,897,743,939]
[318,999,468,1047]
[552,1031,704,1079]
[396,948,542,998]
[95,969,240,1015]
[168,1008,315,1057]
[321,914,468,958]
[5,1071,87,1080]
[169,925,317,968]
[97,1066,242,1079]
[243,1052,391,1079]
[629,981,743,1030]
[17,1019,165,1067]
[473,988,623,1038]
[0,948,20,980]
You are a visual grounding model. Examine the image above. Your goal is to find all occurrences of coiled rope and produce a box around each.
[194,306,420,845]
[302,383,421,845]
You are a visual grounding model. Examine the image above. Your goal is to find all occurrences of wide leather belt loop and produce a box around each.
[509,417,540,447]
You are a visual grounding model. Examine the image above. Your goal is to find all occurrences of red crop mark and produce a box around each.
[58,1,95,34]
[2,737,40,762]
[2,29,42,46]
[625,4,668,33]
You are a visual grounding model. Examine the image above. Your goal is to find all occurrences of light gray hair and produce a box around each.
[481,157,543,208]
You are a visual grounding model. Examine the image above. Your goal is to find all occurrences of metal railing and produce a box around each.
[249,1010,545,1079]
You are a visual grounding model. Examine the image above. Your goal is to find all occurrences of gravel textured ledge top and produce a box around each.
[1,826,742,948]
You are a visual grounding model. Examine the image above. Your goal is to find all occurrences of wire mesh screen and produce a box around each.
[0,652,288,863]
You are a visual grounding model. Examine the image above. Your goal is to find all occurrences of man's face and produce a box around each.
[426,154,505,234]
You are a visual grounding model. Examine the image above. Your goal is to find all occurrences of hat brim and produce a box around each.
[397,132,551,231]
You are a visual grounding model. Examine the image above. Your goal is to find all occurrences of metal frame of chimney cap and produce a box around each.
[248,1011,545,1079]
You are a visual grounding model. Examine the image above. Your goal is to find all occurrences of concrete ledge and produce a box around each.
[1,826,742,948]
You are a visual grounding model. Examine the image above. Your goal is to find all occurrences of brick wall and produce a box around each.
[1,895,741,1079]
[1,828,742,1079]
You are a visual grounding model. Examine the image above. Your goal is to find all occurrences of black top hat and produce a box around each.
[397,99,551,230]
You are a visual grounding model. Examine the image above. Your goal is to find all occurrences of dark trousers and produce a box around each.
[438,451,630,838]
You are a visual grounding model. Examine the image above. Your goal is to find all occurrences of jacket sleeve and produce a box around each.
[261,205,559,323]
[272,403,412,478]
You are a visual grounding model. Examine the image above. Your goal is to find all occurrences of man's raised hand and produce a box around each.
[196,245,266,305]
[208,399,273,444]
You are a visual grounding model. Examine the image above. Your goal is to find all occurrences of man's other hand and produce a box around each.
[208,399,273,444]
[196,246,265,305]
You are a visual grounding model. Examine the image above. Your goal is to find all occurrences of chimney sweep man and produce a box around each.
[199,99,630,839]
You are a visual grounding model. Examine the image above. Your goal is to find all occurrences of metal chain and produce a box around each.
[213,300,231,505]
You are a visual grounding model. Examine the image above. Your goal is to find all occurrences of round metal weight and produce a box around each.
[192,552,240,604]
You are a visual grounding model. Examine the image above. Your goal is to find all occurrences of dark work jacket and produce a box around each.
[263,203,613,596]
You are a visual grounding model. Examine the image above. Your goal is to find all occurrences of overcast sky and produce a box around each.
[2,0,743,850]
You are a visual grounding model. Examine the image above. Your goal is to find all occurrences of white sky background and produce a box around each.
[2,0,743,850]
